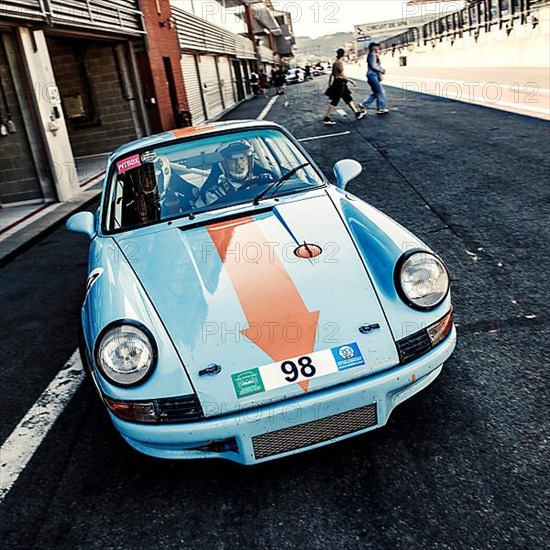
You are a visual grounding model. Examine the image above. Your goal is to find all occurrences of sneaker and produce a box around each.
[323,117,336,125]
[355,111,366,120]
[377,108,390,115]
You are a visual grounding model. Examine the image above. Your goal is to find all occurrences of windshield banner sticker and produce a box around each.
[141,151,158,163]
[231,343,366,398]
[116,154,142,174]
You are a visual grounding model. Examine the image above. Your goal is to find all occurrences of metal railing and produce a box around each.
[379,0,548,52]
[0,0,144,35]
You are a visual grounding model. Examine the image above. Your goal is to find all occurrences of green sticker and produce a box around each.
[232,368,265,398]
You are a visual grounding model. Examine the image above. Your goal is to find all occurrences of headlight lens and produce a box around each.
[398,252,449,309]
[96,324,156,386]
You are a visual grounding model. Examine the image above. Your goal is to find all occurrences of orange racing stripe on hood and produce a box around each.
[207,216,319,389]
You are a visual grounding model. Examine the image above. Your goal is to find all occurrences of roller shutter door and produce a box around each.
[180,54,205,125]
[217,56,236,109]
[199,55,223,120]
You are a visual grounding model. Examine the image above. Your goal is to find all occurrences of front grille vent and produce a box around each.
[252,403,377,459]
[155,395,203,423]
[396,330,431,364]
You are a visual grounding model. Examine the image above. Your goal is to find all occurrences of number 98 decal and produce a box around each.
[232,343,366,398]
[280,356,316,382]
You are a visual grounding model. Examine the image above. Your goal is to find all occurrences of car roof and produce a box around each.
[111,120,282,160]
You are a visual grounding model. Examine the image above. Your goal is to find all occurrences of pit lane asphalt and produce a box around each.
[1,78,548,549]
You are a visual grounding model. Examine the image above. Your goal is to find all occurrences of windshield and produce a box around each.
[103,128,324,232]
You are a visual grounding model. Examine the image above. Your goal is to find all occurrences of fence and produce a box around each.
[378,0,548,51]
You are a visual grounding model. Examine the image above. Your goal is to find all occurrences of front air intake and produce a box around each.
[252,403,378,459]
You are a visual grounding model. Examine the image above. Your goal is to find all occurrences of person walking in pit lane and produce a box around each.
[249,70,259,97]
[272,67,286,95]
[323,48,366,125]
[362,43,389,115]
[259,69,270,99]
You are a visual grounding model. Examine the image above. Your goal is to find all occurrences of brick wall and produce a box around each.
[0,35,42,204]
[140,0,188,132]
[47,36,139,158]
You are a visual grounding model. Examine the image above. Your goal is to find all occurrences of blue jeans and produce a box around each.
[363,72,387,110]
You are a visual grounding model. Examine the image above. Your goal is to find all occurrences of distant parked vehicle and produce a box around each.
[286,68,305,84]
[313,63,327,76]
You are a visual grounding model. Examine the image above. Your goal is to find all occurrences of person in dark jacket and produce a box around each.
[272,67,286,95]
[259,69,270,99]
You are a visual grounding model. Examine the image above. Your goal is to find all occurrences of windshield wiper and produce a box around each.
[253,162,311,205]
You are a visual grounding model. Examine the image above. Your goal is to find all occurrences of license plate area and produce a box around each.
[232,342,366,399]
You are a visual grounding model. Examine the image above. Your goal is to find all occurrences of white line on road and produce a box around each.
[299,131,352,142]
[0,350,85,503]
[257,95,279,120]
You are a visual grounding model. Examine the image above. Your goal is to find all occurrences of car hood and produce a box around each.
[114,192,399,415]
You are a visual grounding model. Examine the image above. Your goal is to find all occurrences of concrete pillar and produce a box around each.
[17,28,77,202]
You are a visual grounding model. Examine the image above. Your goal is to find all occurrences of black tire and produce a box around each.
[78,322,93,379]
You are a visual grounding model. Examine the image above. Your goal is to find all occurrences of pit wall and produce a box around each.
[356,3,549,71]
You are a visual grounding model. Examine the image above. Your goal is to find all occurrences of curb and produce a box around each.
[0,189,102,267]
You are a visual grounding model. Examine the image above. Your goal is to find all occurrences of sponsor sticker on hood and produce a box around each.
[331,343,365,370]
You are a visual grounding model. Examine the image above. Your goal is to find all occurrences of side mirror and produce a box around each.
[333,159,362,190]
[66,211,96,239]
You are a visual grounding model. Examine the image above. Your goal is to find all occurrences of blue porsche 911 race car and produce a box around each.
[67,120,456,464]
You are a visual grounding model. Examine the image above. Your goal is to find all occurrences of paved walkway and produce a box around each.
[0,171,104,264]
[349,65,550,120]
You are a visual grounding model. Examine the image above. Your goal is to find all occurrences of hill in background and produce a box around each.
[294,32,354,64]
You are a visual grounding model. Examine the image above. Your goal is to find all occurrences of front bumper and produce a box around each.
[111,327,456,464]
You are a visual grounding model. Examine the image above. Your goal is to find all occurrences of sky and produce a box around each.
[171,1,465,40]
[280,0,410,38]
[283,1,465,38]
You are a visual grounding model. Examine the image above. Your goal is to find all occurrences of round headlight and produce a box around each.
[96,324,156,386]
[397,251,449,309]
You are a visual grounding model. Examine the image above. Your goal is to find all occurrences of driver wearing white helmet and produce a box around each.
[202,140,275,205]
